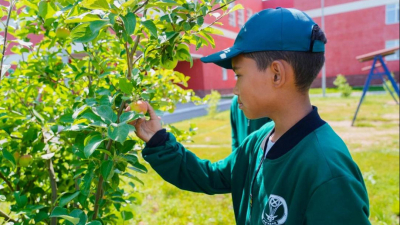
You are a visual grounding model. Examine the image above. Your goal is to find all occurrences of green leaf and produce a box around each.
[100,160,113,180]
[141,20,157,37]
[32,108,45,124]
[228,4,244,13]
[50,207,80,225]
[81,0,110,11]
[92,105,117,124]
[197,17,204,26]
[14,191,28,208]
[50,206,68,217]
[86,221,102,225]
[81,111,102,122]
[107,123,130,143]
[199,31,215,48]
[59,191,80,207]
[65,11,103,23]
[203,27,223,35]
[200,6,208,15]
[34,211,49,223]
[71,23,99,43]
[119,78,133,94]
[121,0,137,8]
[89,121,108,128]
[73,168,86,179]
[121,211,133,220]
[73,105,89,119]
[128,162,147,173]
[38,1,56,20]
[63,124,89,132]
[84,133,104,158]
[121,172,144,185]
[2,149,15,166]
[119,111,136,123]
[89,20,110,33]
[124,154,138,165]
[182,22,191,31]
[68,209,87,225]
[121,12,136,35]
[111,196,126,203]
[60,113,74,123]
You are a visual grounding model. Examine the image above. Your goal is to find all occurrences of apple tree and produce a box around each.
[0,0,240,224]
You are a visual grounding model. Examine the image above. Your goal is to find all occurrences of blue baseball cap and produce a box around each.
[200,7,326,69]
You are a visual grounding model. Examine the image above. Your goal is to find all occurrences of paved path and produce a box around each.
[161,98,232,124]
[161,91,390,124]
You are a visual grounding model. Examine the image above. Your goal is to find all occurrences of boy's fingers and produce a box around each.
[128,119,138,126]
[136,118,145,128]
[146,102,158,120]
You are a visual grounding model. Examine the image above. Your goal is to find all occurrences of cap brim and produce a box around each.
[200,47,242,69]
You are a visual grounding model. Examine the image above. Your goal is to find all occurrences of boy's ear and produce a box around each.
[270,60,286,87]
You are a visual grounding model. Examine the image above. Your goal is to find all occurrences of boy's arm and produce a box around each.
[143,131,232,194]
[305,176,371,225]
[128,102,232,195]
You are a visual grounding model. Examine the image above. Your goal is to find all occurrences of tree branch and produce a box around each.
[93,99,127,220]
[210,0,237,14]
[46,145,58,225]
[0,0,15,82]
[0,209,16,223]
[125,42,132,80]
[0,172,14,192]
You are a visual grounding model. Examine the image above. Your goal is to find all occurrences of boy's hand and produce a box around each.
[127,102,162,142]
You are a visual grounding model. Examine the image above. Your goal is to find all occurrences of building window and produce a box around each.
[228,3,236,27]
[238,9,245,28]
[222,68,228,81]
[247,9,253,21]
[385,40,399,61]
[386,3,399,24]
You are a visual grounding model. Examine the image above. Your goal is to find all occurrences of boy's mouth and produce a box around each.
[237,99,243,109]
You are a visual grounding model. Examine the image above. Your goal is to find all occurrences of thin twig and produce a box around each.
[133,0,149,14]
[0,172,14,192]
[209,0,237,14]
[191,0,237,21]
[0,209,16,223]
[202,12,226,30]
[0,0,15,82]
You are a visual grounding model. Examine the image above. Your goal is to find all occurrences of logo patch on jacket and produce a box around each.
[262,194,288,225]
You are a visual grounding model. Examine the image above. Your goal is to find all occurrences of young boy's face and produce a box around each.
[232,55,276,119]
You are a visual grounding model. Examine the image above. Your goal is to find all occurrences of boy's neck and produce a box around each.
[270,95,312,143]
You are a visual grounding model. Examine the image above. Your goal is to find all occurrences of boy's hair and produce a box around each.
[243,51,325,92]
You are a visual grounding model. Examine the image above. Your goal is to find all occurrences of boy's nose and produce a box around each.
[233,83,239,95]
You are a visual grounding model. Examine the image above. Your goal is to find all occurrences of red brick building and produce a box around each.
[177,0,400,96]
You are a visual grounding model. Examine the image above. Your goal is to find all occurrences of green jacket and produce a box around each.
[143,107,370,225]
[230,95,272,150]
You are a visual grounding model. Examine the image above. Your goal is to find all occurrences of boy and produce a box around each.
[230,95,271,151]
[130,7,370,225]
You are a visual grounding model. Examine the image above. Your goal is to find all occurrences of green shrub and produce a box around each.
[206,90,221,118]
[333,74,353,97]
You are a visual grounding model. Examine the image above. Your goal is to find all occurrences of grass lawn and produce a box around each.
[131,93,399,225]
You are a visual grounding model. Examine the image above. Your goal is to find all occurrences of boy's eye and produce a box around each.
[235,74,241,78]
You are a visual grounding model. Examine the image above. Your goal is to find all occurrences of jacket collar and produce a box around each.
[260,106,326,159]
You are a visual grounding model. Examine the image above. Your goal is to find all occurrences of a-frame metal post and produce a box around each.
[351,55,399,126]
